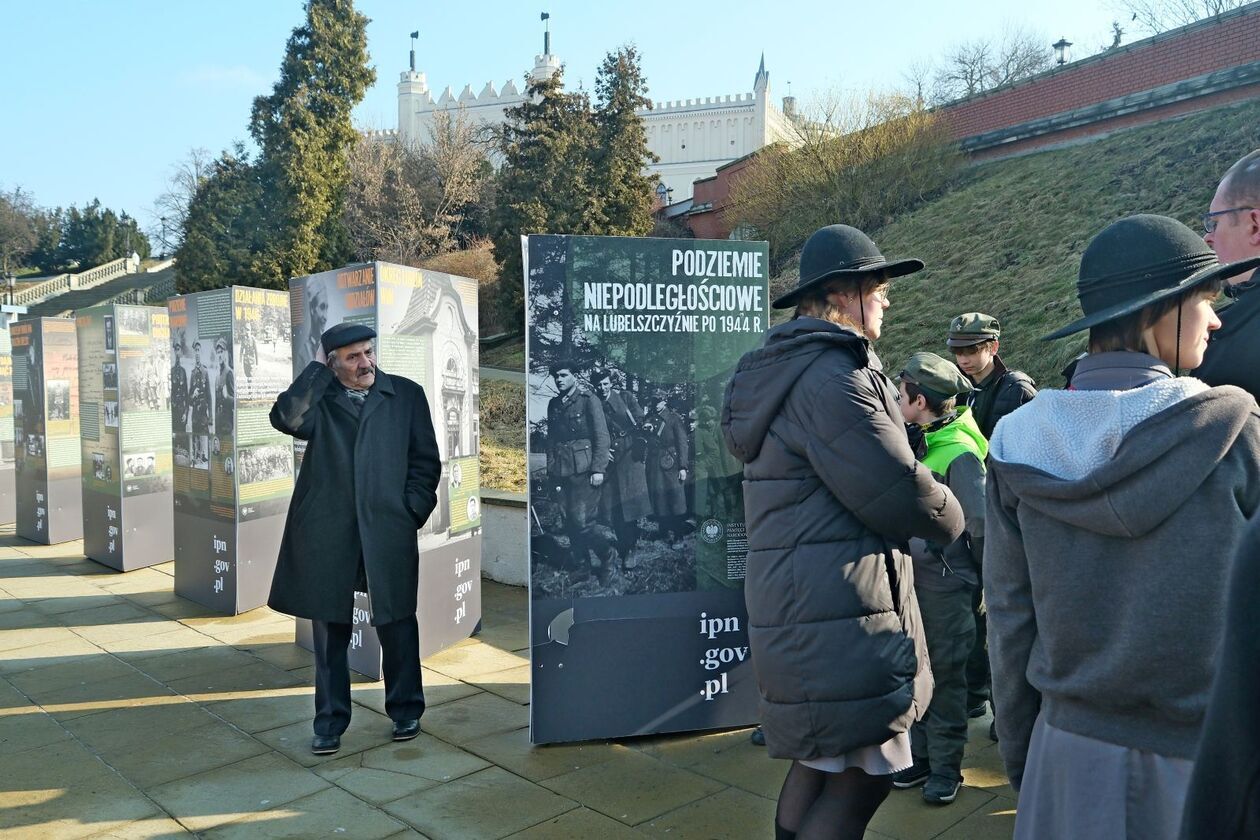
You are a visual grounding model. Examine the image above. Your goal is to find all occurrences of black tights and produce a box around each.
[775,761,892,840]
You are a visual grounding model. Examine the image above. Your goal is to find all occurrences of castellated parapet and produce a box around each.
[392,50,795,201]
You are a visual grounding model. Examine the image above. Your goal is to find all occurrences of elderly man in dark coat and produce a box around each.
[269,323,441,756]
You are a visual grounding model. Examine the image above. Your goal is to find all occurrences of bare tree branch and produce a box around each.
[1111,0,1249,34]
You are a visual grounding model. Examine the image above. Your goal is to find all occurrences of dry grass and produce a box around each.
[479,378,526,492]
[774,99,1260,388]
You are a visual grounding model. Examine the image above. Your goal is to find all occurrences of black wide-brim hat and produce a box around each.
[772,224,924,309]
[1044,214,1260,340]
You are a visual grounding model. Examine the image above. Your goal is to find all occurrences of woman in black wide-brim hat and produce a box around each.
[984,214,1260,839]
[723,225,964,839]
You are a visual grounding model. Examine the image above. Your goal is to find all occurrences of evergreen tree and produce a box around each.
[56,199,151,269]
[175,145,268,292]
[491,70,600,329]
[175,0,374,290]
[247,0,375,287]
[592,46,659,236]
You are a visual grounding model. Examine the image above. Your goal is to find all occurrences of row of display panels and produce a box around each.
[5,263,483,672]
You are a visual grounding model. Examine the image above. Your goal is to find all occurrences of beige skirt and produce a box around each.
[800,730,913,776]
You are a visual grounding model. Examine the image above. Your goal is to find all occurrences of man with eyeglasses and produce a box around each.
[1197,150,1260,395]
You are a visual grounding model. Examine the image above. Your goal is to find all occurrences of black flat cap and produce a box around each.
[321,322,377,354]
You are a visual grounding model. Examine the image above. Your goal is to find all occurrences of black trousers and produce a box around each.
[312,615,425,736]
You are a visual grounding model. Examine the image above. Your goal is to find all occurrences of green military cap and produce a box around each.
[946,312,1001,347]
[899,352,973,402]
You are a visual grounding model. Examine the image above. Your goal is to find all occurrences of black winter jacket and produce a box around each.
[722,318,964,761]
[268,362,441,626]
[967,356,1036,439]
[1181,514,1260,840]
[1197,280,1260,399]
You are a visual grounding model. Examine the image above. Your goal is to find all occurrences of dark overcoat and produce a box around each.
[646,408,689,517]
[722,318,963,761]
[599,389,652,523]
[268,362,441,626]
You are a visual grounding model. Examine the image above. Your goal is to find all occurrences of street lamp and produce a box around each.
[1053,37,1073,66]
[655,182,673,208]
[5,272,15,307]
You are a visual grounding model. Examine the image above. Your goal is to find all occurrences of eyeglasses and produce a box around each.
[1202,206,1256,234]
[870,285,891,303]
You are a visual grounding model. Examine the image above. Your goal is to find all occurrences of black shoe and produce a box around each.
[311,734,341,755]
[393,719,421,741]
[750,726,765,746]
[967,701,989,719]
[891,762,931,789]
[922,775,961,805]
[989,720,998,742]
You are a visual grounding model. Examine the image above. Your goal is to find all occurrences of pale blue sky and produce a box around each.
[0,0,1121,236]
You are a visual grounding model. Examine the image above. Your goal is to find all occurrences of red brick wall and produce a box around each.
[968,81,1260,160]
[938,9,1260,141]
[687,155,758,240]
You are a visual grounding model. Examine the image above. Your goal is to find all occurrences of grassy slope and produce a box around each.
[865,99,1260,387]
[477,100,1260,489]
[480,378,526,493]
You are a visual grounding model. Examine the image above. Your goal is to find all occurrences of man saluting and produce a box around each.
[268,323,441,756]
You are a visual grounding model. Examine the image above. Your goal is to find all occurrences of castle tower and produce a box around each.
[753,53,771,147]
[398,67,431,144]
[530,13,561,83]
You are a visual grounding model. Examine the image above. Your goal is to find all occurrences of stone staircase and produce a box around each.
[24,265,177,317]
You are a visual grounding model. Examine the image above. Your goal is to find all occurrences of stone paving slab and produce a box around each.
[0,526,1016,838]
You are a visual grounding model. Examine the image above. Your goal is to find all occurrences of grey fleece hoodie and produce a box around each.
[985,371,1260,790]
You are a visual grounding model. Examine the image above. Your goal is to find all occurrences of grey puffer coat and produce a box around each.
[722,318,964,761]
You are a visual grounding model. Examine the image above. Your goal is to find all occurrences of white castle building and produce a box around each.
[377,33,798,201]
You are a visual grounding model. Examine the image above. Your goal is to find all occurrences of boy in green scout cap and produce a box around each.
[947,312,1035,730]
[947,313,1036,439]
[891,352,988,806]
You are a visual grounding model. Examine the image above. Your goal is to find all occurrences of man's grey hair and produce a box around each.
[1222,149,1260,205]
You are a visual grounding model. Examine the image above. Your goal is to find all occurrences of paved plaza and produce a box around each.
[0,527,1016,839]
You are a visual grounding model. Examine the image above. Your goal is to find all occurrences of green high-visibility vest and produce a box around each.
[921,406,988,476]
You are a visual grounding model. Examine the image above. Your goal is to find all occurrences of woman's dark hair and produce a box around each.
[1087,277,1226,354]
[903,381,956,415]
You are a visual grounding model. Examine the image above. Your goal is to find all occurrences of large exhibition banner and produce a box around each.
[290,262,481,679]
[170,288,293,613]
[77,304,174,570]
[0,326,15,525]
[524,235,768,744]
[12,318,82,544]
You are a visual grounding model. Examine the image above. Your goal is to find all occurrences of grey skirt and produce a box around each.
[1016,713,1194,840]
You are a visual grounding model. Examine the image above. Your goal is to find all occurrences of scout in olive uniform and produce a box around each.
[545,364,615,579]
[946,312,1036,727]
[892,353,988,805]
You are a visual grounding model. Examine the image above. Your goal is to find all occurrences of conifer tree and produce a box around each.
[491,70,599,328]
[248,0,375,287]
[592,46,659,236]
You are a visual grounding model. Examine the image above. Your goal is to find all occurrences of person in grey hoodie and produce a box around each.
[723,225,963,840]
[985,214,1260,839]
